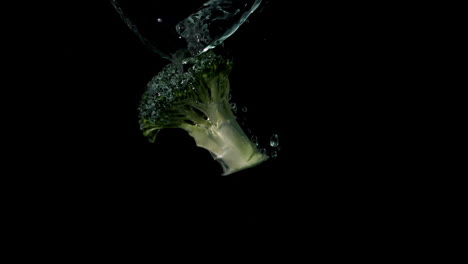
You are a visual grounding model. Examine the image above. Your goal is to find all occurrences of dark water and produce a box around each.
[19,1,406,241]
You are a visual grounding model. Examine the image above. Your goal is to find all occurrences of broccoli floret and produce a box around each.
[139,51,268,175]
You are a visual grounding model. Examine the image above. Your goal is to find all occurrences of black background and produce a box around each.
[12,0,412,242]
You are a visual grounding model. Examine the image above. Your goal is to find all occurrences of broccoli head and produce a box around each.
[139,51,268,175]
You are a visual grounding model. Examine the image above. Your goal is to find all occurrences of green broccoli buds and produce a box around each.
[139,51,267,175]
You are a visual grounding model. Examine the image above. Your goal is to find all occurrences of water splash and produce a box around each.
[111,0,263,59]
[176,0,263,55]
[110,0,172,60]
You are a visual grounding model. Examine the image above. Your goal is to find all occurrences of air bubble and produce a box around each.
[271,151,278,159]
[251,135,258,146]
[270,134,279,148]
[231,103,237,113]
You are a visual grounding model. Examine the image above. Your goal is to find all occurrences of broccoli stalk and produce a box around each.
[139,51,267,175]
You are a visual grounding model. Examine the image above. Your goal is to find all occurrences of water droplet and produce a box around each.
[157,18,163,23]
[241,106,248,112]
[270,134,279,148]
[251,136,258,146]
